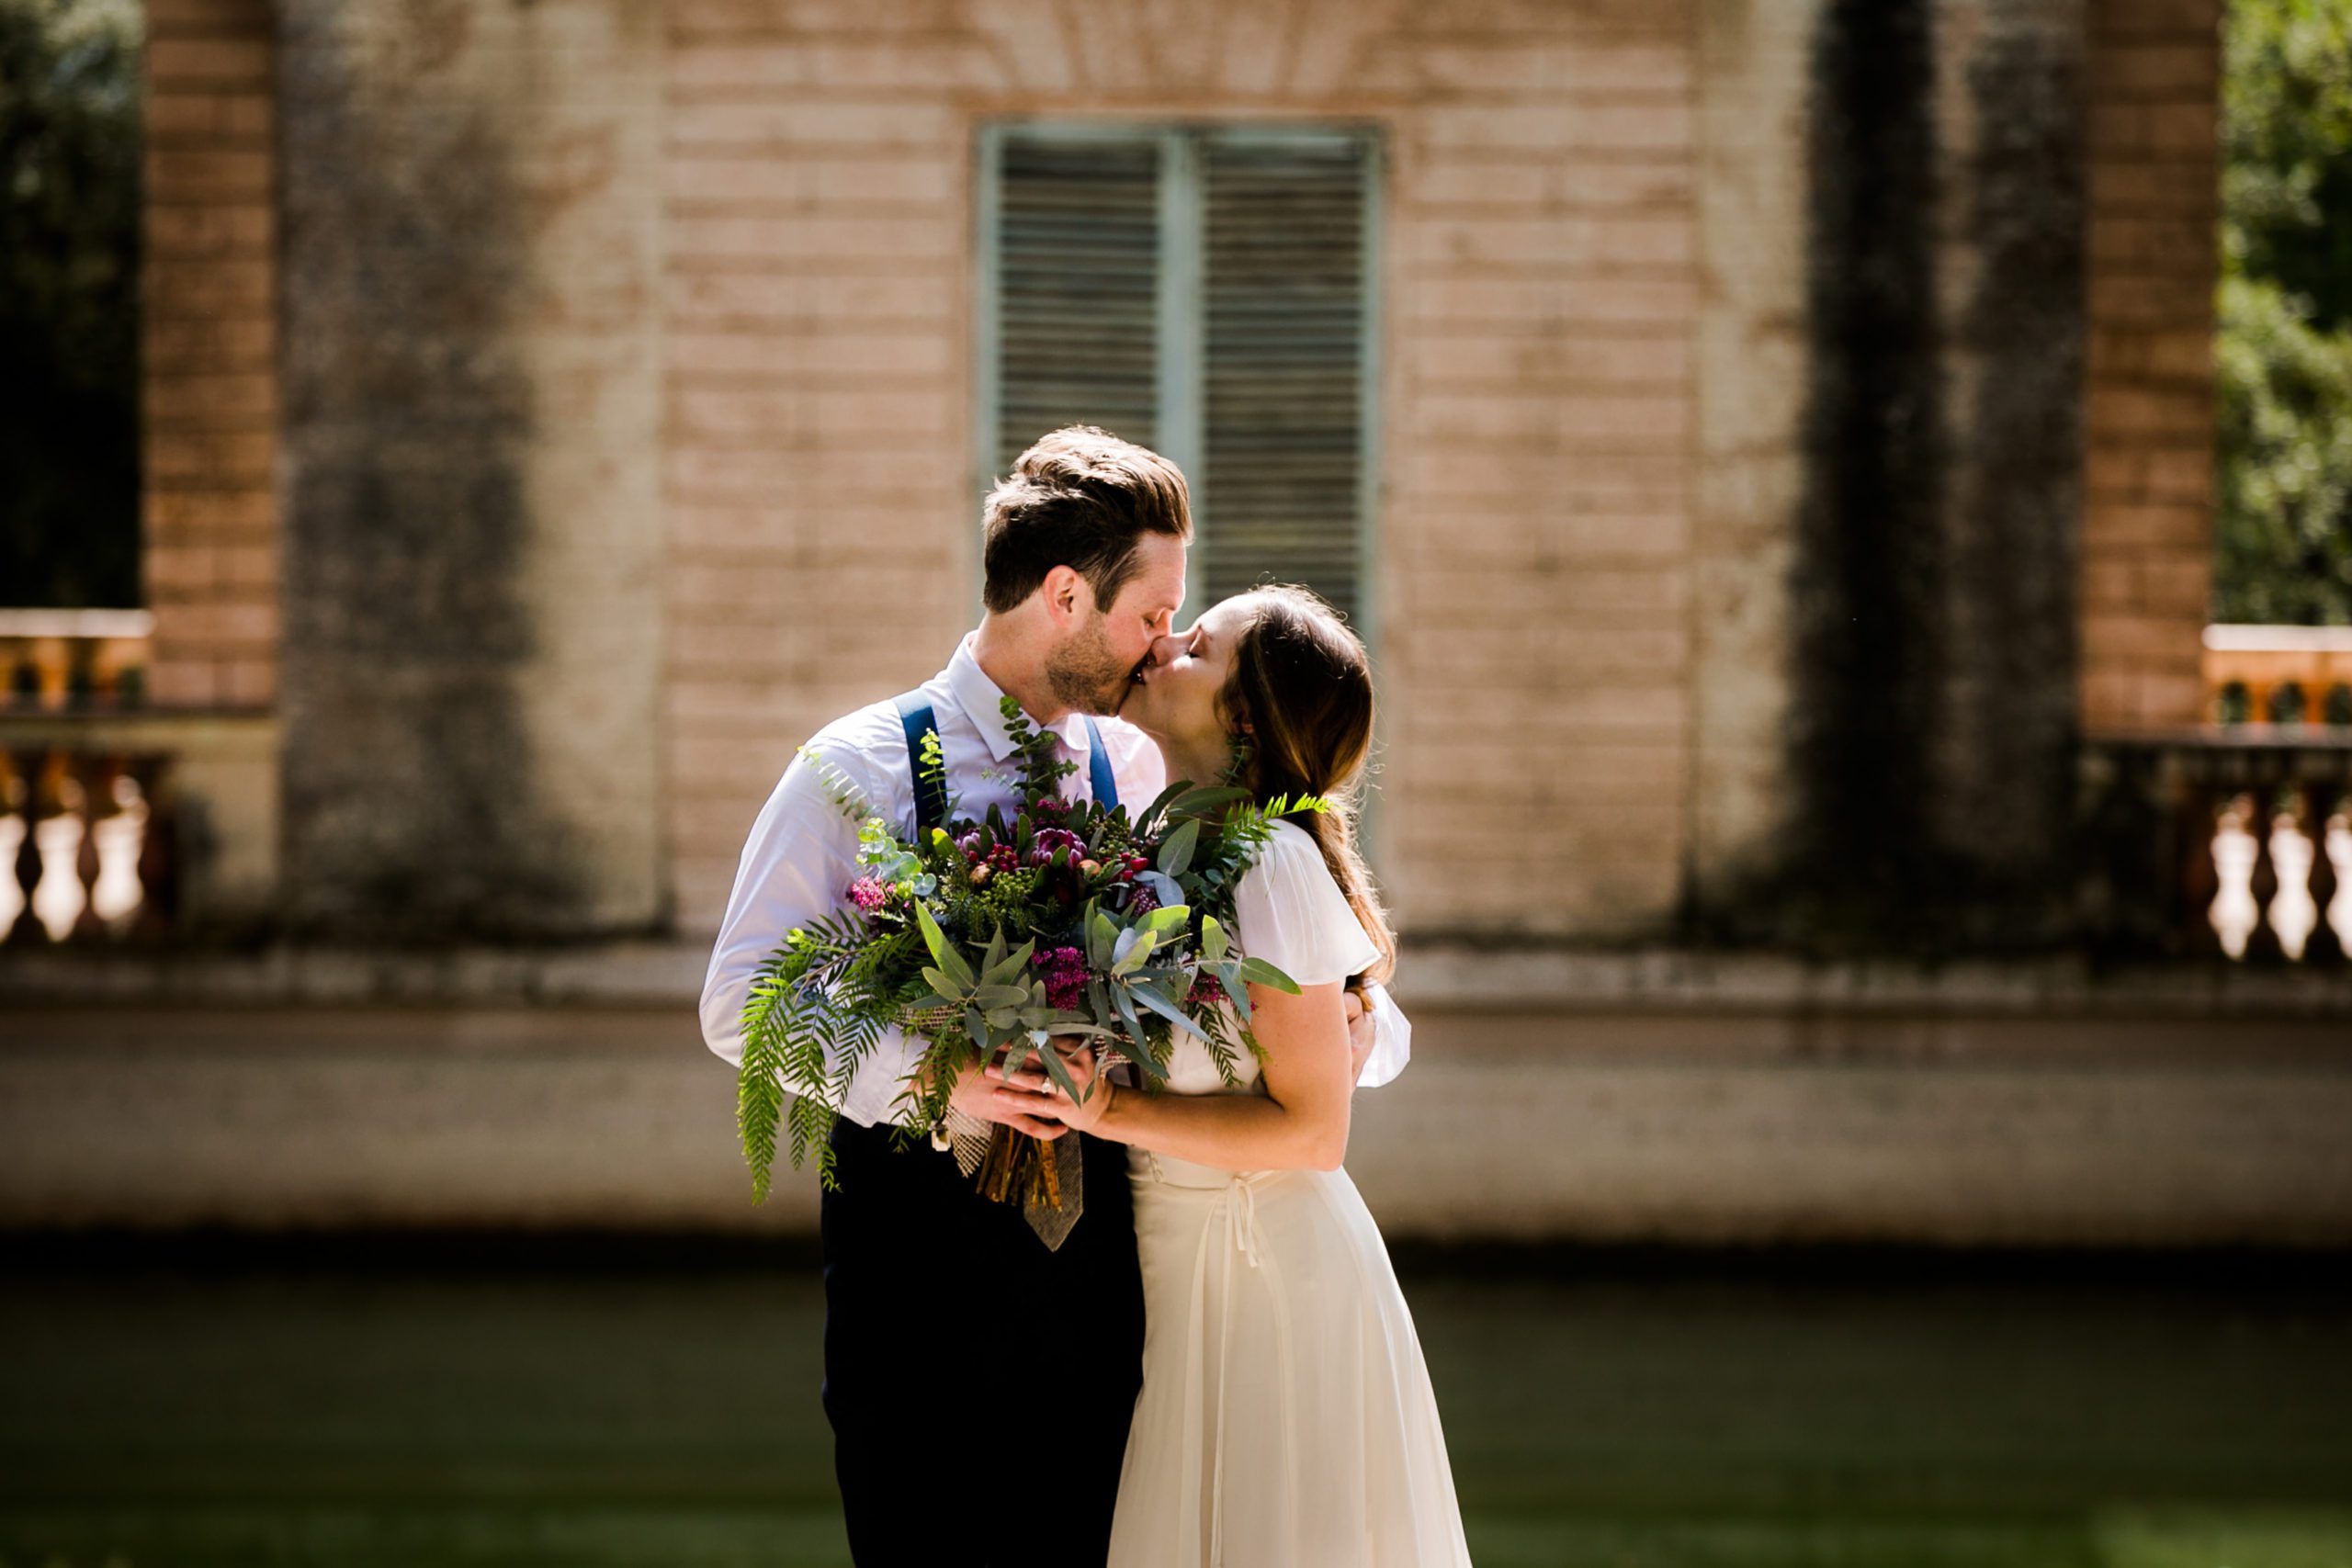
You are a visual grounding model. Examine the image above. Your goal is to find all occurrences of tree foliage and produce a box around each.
[2216,0,2352,625]
[0,0,141,609]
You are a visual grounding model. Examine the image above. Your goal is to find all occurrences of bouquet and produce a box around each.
[735,695,1317,1245]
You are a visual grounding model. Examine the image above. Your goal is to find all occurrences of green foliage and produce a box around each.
[2218,0,2352,624]
[734,686,1336,1199]
[2214,275,2352,621]
[0,0,142,608]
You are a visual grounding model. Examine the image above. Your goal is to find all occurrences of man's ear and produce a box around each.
[1041,564,1089,626]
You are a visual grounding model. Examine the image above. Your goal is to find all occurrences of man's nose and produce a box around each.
[1145,632,1186,667]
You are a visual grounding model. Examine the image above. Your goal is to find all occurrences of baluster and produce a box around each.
[6,747,51,945]
[2203,788,2258,960]
[129,757,175,941]
[2177,778,2223,958]
[2304,783,2347,967]
[69,754,116,942]
[2264,790,2320,962]
[2243,787,2287,964]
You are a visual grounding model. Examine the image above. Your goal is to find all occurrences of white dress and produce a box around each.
[1106,820,1476,1568]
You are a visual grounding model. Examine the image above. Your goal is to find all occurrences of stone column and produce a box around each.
[277,0,665,938]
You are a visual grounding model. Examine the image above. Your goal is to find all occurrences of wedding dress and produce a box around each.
[1105,820,1476,1567]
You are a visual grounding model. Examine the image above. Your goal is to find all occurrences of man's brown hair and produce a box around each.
[981,426,1193,615]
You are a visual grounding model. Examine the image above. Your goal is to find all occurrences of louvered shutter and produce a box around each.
[1198,132,1374,626]
[989,131,1161,474]
[984,125,1376,631]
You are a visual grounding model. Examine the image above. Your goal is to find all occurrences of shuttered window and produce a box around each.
[978,124,1379,633]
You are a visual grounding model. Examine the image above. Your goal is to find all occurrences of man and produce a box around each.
[701,426,1408,1566]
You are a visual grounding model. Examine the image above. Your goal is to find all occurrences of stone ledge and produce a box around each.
[4,938,2348,1020]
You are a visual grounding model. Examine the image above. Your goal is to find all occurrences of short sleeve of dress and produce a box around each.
[1230,818,1382,988]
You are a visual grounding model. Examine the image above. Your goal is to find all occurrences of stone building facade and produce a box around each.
[17,0,2344,1248]
[133,0,2222,952]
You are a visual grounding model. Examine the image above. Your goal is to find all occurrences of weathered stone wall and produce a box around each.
[141,0,279,711]
[2079,0,2220,732]
[131,0,2220,948]
[275,0,666,938]
[662,0,1706,942]
[8,987,2347,1244]
[1690,0,2099,951]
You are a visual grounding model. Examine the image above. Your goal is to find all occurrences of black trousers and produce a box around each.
[820,1120,1146,1567]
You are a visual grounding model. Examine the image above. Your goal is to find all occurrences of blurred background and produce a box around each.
[3,0,2348,1562]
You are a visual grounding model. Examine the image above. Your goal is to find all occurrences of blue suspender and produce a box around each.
[895,694,1120,829]
[1083,717,1119,810]
[895,694,947,833]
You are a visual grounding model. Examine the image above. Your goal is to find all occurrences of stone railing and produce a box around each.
[0,609,153,713]
[2204,623,2352,728]
[2081,728,2352,965]
[0,708,277,944]
[1,745,174,944]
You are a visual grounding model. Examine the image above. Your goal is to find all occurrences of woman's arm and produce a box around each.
[1023,978,1355,1171]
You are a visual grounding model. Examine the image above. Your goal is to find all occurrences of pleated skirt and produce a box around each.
[1105,1148,1476,1568]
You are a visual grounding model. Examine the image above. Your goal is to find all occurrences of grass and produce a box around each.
[1,1243,2346,1566]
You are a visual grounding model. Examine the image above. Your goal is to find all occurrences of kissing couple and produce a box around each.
[702,425,1474,1566]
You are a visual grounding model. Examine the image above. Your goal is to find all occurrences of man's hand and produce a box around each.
[954,1039,1099,1139]
[1344,986,1376,1084]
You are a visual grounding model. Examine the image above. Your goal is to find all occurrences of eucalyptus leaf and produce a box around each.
[1038,1044,1085,1102]
[1112,928,1158,976]
[983,938,1037,989]
[1168,784,1250,818]
[1200,915,1228,964]
[1136,871,1184,908]
[1128,982,1212,1043]
[914,902,953,969]
[1157,818,1201,878]
[922,965,967,1002]
[1237,956,1302,994]
[1134,779,1189,835]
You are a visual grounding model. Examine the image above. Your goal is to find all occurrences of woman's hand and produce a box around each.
[990,1039,1107,1134]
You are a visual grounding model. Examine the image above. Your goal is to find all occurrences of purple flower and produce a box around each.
[1032,945,1089,1010]
[1028,828,1084,866]
[1127,886,1159,916]
[847,876,891,912]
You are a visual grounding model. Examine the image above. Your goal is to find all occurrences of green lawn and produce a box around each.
[2,1248,2346,1567]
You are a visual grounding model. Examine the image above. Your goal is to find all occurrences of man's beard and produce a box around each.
[1046,619,1141,717]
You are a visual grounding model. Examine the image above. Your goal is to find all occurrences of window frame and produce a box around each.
[973,119,1384,651]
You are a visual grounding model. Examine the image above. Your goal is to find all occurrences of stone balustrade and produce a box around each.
[2082,731,2352,966]
[2204,624,2352,728]
[0,610,153,714]
[0,746,174,945]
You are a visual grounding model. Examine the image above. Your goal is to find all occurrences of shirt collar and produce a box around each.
[946,632,1089,764]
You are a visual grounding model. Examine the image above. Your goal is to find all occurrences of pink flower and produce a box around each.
[847,876,891,912]
[1031,945,1090,1010]
[1185,972,1225,1007]
[1127,886,1159,916]
[1027,828,1084,866]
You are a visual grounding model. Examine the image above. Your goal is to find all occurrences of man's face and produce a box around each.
[1045,531,1187,717]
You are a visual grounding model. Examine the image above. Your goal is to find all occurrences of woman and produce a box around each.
[1018,584,1476,1567]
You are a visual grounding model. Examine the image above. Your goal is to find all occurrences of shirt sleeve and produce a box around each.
[1231,820,1383,989]
[1355,977,1411,1089]
[699,742,927,1130]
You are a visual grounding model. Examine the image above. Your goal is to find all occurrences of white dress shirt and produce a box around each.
[700,631,1409,1128]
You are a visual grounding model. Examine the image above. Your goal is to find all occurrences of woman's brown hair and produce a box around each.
[1217,585,1396,986]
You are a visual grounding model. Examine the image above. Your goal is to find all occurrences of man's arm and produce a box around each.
[699,747,925,1129]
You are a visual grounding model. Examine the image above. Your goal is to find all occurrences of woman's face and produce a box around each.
[1120,596,1253,754]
